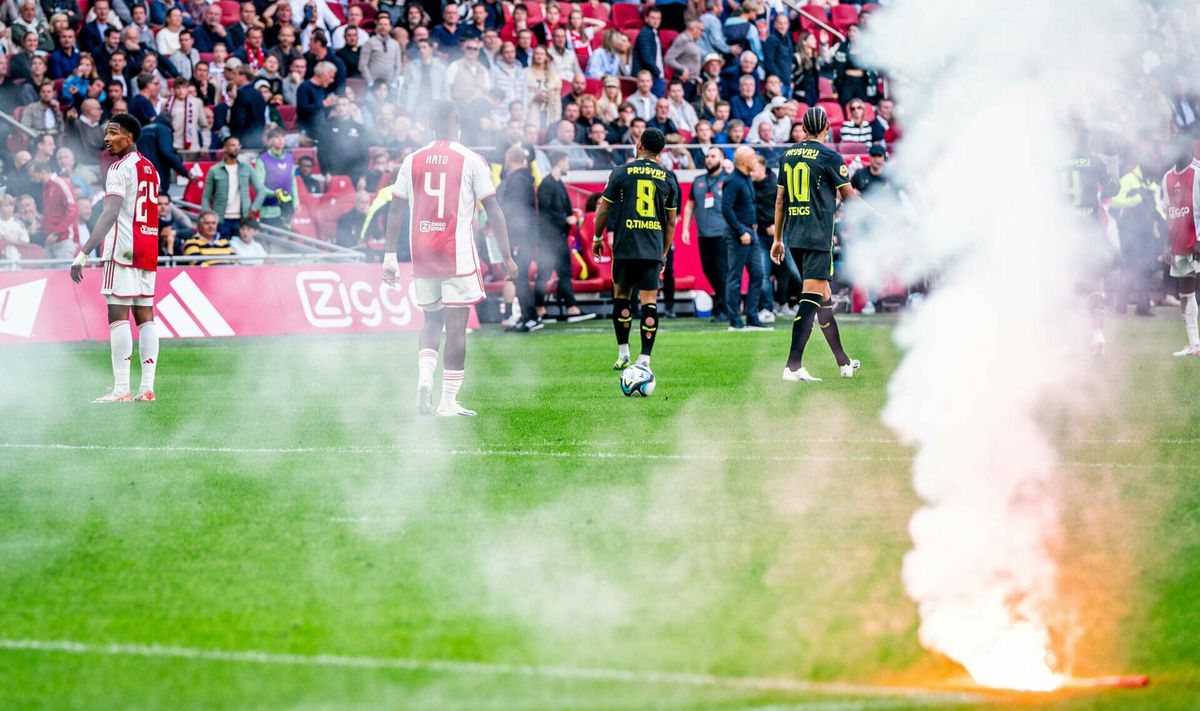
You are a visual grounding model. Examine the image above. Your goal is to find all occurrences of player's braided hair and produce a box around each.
[802,106,829,137]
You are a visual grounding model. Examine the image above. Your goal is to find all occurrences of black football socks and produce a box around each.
[639,303,657,357]
[818,300,850,367]
[612,298,632,346]
[788,292,823,370]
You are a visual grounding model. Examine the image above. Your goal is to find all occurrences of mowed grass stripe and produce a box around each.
[0,638,980,704]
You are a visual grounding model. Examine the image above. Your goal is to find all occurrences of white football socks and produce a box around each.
[1184,293,1199,347]
[618,343,630,360]
[441,369,464,408]
[138,319,159,393]
[636,354,650,366]
[109,320,132,393]
[417,348,437,388]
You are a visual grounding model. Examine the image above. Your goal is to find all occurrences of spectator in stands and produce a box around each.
[296,154,324,194]
[27,160,78,259]
[9,29,40,82]
[62,96,104,160]
[228,65,266,147]
[80,0,117,55]
[665,79,697,134]
[870,98,895,145]
[545,118,591,170]
[257,55,284,99]
[664,20,703,91]
[335,190,370,247]
[693,78,721,123]
[547,26,582,80]
[359,12,402,88]
[608,100,635,143]
[0,195,31,264]
[586,121,616,169]
[319,95,369,185]
[200,136,266,239]
[138,113,193,189]
[851,144,889,196]
[448,37,490,106]
[399,39,448,116]
[479,28,501,66]
[331,4,364,50]
[297,60,337,136]
[522,44,558,127]
[254,128,300,229]
[631,5,665,97]
[128,70,158,125]
[15,192,41,242]
[154,7,184,57]
[47,26,79,79]
[55,146,90,198]
[722,145,770,330]
[530,1,559,46]
[619,116,646,163]
[561,73,588,110]
[647,98,679,138]
[595,75,623,122]
[337,27,362,79]
[1168,73,1198,135]
[163,75,206,151]
[169,28,199,80]
[840,98,872,144]
[565,8,603,65]
[791,30,823,107]
[730,74,764,124]
[225,2,257,51]
[724,0,762,57]
[235,25,267,71]
[20,80,62,135]
[280,56,305,105]
[513,27,533,66]
[722,118,746,159]
[629,69,657,121]
[750,95,793,144]
[267,23,301,71]
[698,52,723,87]
[576,93,604,134]
[762,13,793,95]
[688,119,716,163]
[305,32,345,94]
[431,2,467,59]
[191,3,226,53]
[491,41,527,112]
[831,24,873,105]
[400,2,431,36]
[723,50,762,99]
[127,4,153,47]
[229,216,266,264]
[157,191,194,240]
[183,210,235,265]
[586,29,631,79]
[682,146,731,319]
[61,53,96,108]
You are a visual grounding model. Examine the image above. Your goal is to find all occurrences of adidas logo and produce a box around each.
[155,272,234,338]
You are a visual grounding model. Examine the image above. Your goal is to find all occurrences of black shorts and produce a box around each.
[612,258,662,293]
[790,247,834,281]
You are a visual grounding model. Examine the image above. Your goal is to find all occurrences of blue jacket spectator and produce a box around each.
[136,114,189,190]
[631,7,664,92]
[762,17,794,90]
[696,1,732,58]
[228,70,267,148]
[48,38,82,80]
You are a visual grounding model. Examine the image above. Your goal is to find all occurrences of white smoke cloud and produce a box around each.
[846,0,1144,691]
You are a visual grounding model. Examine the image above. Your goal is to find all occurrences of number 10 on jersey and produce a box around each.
[783,162,811,203]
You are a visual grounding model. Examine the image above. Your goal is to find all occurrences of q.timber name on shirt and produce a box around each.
[624,218,663,230]
[625,165,669,180]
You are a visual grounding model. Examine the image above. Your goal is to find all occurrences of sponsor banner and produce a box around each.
[0,263,478,344]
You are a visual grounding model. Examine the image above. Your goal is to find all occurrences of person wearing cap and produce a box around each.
[698,52,724,86]
[230,216,266,265]
[229,64,266,148]
[664,19,704,90]
[750,95,795,145]
[851,144,889,196]
[595,75,624,122]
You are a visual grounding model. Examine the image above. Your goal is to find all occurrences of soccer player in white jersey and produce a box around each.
[382,101,517,416]
[70,113,163,403]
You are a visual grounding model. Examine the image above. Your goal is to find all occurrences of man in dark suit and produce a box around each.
[193,3,230,53]
[137,114,191,190]
[79,0,120,54]
[631,5,665,97]
[225,1,258,51]
[228,65,267,148]
[496,146,539,329]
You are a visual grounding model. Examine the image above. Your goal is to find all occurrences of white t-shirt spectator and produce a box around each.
[840,120,872,144]
[231,235,267,265]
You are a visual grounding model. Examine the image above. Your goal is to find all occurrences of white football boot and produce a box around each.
[1172,344,1200,357]
[436,402,477,417]
[782,367,821,382]
[840,358,862,379]
[92,389,133,403]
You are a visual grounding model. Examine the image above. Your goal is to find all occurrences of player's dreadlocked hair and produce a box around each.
[802,106,829,137]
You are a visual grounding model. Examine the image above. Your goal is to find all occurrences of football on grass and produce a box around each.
[620,364,656,397]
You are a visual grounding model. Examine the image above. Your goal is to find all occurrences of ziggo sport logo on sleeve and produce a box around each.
[295,270,417,328]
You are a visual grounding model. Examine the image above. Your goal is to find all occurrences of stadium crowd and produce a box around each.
[0,0,1197,321]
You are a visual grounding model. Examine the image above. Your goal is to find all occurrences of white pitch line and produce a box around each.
[0,639,978,704]
[0,442,1187,470]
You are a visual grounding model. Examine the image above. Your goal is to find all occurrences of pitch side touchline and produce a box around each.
[0,442,1181,469]
[0,639,978,703]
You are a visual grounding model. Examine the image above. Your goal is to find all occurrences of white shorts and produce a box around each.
[1170,254,1199,278]
[101,261,156,306]
[414,273,484,310]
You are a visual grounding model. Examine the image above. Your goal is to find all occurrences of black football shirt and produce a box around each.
[777,139,851,250]
[601,158,681,262]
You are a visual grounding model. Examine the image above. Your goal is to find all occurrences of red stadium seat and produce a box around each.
[618,76,637,98]
[590,31,605,49]
[818,76,835,101]
[861,4,882,14]
[621,28,639,47]
[659,29,678,52]
[16,243,44,260]
[524,2,543,24]
[580,2,611,23]
[325,174,356,197]
[350,1,376,20]
[217,0,240,24]
[584,77,603,96]
[278,104,297,131]
[561,79,572,96]
[798,4,829,31]
[289,202,318,238]
[830,4,859,31]
[199,52,215,63]
[612,3,642,30]
[819,101,845,127]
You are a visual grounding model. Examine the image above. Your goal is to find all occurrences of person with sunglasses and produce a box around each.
[840,100,873,145]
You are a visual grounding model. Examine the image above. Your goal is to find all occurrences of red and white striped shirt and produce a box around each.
[392,140,495,278]
[102,150,161,271]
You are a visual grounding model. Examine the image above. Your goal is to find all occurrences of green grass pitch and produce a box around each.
[1,315,1198,710]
